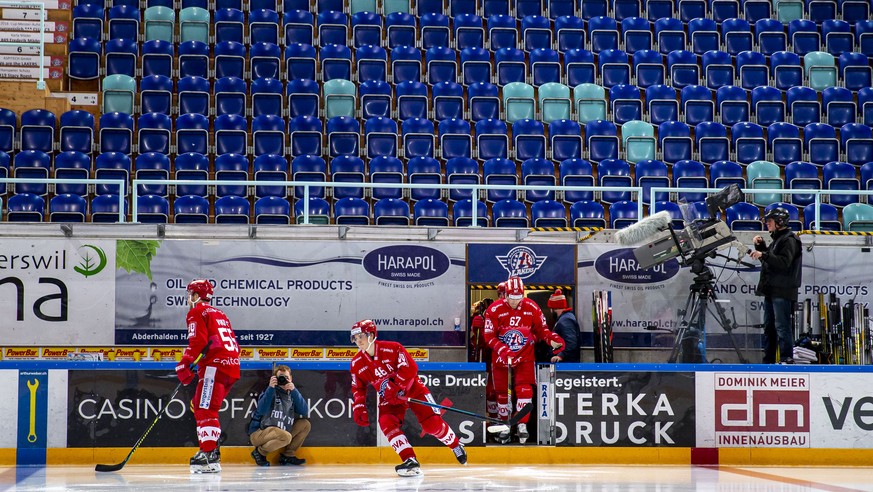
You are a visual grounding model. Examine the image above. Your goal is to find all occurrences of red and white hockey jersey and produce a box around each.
[484,297,562,367]
[183,302,241,380]
[351,340,420,406]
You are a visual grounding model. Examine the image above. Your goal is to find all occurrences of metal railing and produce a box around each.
[1,176,871,231]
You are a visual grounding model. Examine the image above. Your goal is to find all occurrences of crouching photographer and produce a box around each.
[248,365,311,466]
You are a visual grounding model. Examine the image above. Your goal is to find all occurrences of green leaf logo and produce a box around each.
[74,244,107,277]
[116,240,162,281]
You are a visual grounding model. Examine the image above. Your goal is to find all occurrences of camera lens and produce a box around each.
[277,375,288,386]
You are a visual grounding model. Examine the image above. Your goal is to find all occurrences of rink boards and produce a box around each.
[3,361,873,467]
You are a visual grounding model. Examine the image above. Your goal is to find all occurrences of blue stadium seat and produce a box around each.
[823,19,853,56]
[725,202,764,231]
[433,81,465,121]
[689,18,719,55]
[13,150,51,196]
[597,158,631,203]
[0,109,15,154]
[108,5,140,42]
[215,195,251,224]
[658,121,693,164]
[369,155,404,200]
[598,49,630,88]
[455,13,485,50]
[391,45,422,85]
[609,200,639,228]
[521,15,552,51]
[445,157,480,202]
[716,85,749,127]
[609,84,642,125]
[439,118,473,161]
[703,50,734,90]
[632,50,664,89]
[531,199,567,227]
[495,47,527,87]
[253,153,289,199]
[351,11,382,48]
[214,8,245,44]
[249,9,280,46]
[20,109,55,153]
[531,48,562,86]
[621,17,651,54]
[291,154,327,200]
[215,114,249,156]
[483,157,517,202]
[402,118,435,159]
[174,194,210,223]
[317,11,348,47]
[68,37,101,81]
[673,159,708,202]
[141,39,174,79]
[357,45,388,83]
[386,12,416,49]
[556,15,586,53]
[475,118,510,161]
[255,196,291,224]
[365,117,399,159]
[680,85,714,126]
[751,87,785,127]
[488,14,518,52]
[513,119,546,161]
[214,153,250,198]
[178,41,210,79]
[7,193,45,222]
[803,202,841,230]
[287,78,320,118]
[214,76,247,117]
[785,160,822,206]
[137,112,172,155]
[549,119,583,162]
[408,156,442,201]
[374,198,411,225]
[175,113,209,155]
[570,199,606,227]
[564,48,596,87]
[174,152,209,197]
[736,51,768,91]
[177,76,210,117]
[731,122,766,165]
[284,43,317,81]
[493,199,529,227]
[91,194,127,223]
[723,18,753,56]
[135,152,171,197]
[521,157,556,202]
[768,122,804,167]
[420,13,450,50]
[253,114,287,157]
[586,120,619,162]
[251,42,282,80]
[54,151,91,196]
[326,117,361,158]
[804,123,839,167]
[139,75,173,116]
[214,41,246,79]
[790,19,820,56]
[334,197,371,225]
[59,110,94,154]
[823,161,859,207]
[289,115,323,158]
[839,52,872,93]
[73,4,104,40]
[454,198,489,227]
[98,112,134,155]
[822,87,855,127]
[414,198,450,226]
[772,51,804,91]
[710,160,745,189]
[251,77,284,118]
[646,85,678,125]
[635,158,670,202]
[841,123,873,167]
[589,16,619,53]
[655,18,685,55]
[137,194,169,224]
[468,82,501,121]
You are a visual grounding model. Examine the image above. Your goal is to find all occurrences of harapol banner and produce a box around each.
[113,240,467,346]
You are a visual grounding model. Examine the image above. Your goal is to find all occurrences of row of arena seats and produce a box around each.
[85,75,873,132]
[74,0,873,26]
[5,191,873,231]
[3,145,873,209]
[69,33,871,92]
[69,3,873,54]
[4,105,870,168]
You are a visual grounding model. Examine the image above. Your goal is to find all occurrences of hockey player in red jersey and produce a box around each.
[484,276,564,444]
[175,279,241,473]
[350,319,466,477]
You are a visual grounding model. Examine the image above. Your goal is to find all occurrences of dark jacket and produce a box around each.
[247,385,309,435]
[550,310,581,363]
[755,227,802,301]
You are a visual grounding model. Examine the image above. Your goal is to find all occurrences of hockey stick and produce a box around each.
[407,397,532,434]
[95,349,208,472]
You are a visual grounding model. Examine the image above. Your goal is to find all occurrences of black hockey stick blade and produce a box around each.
[508,403,533,427]
[95,347,209,472]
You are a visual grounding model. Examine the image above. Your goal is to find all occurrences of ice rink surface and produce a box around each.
[4,464,873,491]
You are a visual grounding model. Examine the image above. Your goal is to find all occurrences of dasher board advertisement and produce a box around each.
[0,239,116,345]
[114,240,466,346]
[551,371,696,447]
[66,366,486,448]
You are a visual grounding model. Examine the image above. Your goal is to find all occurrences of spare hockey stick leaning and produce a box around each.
[95,347,208,472]
[407,398,533,434]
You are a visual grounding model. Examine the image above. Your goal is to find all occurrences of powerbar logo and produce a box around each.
[5,348,38,358]
[714,373,810,448]
[326,348,356,359]
[407,349,429,360]
[42,347,74,358]
[290,348,323,359]
[151,348,184,361]
[257,348,289,359]
[113,348,145,360]
[239,348,255,359]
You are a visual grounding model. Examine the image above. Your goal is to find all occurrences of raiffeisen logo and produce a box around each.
[74,245,107,278]
[496,246,546,279]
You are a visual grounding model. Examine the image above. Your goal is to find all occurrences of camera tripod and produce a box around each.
[668,255,750,364]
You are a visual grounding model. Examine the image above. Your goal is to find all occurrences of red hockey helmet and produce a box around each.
[187,279,213,301]
[497,282,506,299]
[351,319,378,342]
[505,276,524,300]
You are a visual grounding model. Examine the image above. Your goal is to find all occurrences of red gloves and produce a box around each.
[352,402,369,426]
[379,379,405,404]
[175,362,195,385]
[496,346,517,366]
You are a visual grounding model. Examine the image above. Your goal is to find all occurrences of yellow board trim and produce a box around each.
[0,447,862,467]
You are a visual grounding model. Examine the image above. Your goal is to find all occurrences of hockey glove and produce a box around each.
[175,362,195,385]
[379,379,405,405]
[352,402,369,427]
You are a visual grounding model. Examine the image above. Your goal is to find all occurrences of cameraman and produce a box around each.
[750,207,802,364]
[248,365,311,466]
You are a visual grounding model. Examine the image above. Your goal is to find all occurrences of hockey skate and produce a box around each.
[452,443,467,465]
[516,423,529,444]
[496,428,512,445]
[190,449,221,474]
[395,457,422,477]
